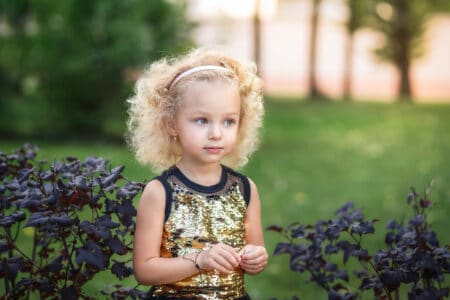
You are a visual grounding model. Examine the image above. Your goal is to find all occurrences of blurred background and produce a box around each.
[1,0,449,299]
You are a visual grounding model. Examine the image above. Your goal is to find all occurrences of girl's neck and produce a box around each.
[175,161,222,186]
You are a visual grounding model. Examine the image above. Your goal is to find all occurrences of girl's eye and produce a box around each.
[195,118,207,125]
[224,119,236,127]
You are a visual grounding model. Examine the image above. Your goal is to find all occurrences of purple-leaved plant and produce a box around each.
[0,144,148,299]
[268,185,449,300]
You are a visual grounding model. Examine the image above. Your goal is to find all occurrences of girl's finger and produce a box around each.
[242,247,266,260]
[215,244,240,266]
[211,252,236,271]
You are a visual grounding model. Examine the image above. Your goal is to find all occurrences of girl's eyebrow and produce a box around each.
[189,110,240,116]
[224,112,240,117]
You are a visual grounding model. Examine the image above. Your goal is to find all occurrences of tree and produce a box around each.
[342,0,370,100]
[0,0,194,138]
[369,0,450,100]
[253,0,262,75]
[308,0,325,99]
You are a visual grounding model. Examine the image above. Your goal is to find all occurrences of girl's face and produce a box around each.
[169,79,241,167]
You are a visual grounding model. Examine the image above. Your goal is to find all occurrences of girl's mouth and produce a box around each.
[204,146,223,154]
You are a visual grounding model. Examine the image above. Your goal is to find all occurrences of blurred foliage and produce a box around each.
[342,0,372,100]
[368,0,450,98]
[0,0,194,140]
[345,0,371,33]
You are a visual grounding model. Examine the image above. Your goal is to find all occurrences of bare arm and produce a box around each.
[133,180,201,285]
[238,178,268,275]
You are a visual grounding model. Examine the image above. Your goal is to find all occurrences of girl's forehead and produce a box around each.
[178,80,241,111]
[180,80,239,99]
[181,78,238,93]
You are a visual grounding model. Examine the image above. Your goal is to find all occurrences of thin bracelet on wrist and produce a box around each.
[183,251,204,271]
[194,251,203,270]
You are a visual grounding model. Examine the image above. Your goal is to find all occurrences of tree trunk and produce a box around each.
[343,31,354,100]
[308,0,323,99]
[398,57,411,100]
[394,0,412,101]
[253,0,262,75]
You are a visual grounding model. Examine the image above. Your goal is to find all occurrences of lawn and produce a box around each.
[1,100,449,299]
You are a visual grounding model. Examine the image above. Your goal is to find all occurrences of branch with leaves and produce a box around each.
[268,185,449,300]
[0,144,148,299]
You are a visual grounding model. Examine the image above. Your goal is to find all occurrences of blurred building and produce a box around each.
[187,0,450,102]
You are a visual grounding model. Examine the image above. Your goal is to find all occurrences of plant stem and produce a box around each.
[348,232,392,299]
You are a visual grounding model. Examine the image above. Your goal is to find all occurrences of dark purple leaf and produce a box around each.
[407,194,414,204]
[40,171,53,181]
[324,263,338,272]
[354,270,369,278]
[111,261,133,279]
[336,270,349,282]
[42,255,63,273]
[325,225,341,240]
[5,257,24,281]
[50,213,73,226]
[5,180,20,191]
[351,249,371,261]
[0,215,16,227]
[15,278,37,289]
[111,165,125,175]
[400,271,419,284]
[360,276,382,291]
[381,270,401,291]
[25,212,50,227]
[385,219,400,230]
[0,241,11,253]
[420,199,432,208]
[409,215,425,226]
[273,242,291,256]
[76,240,107,270]
[74,175,88,190]
[17,168,34,182]
[374,251,390,268]
[106,237,126,254]
[335,201,353,215]
[328,288,356,300]
[350,221,375,235]
[66,156,78,162]
[104,184,117,193]
[325,244,340,255]
[97,215,120,229]
[80,221,111,239]
[60,284,78,300]
[420,231,439,248]
[385,232,396,245]
[116,185,139,200]
[101,172,121,187]
[117,200,136,227]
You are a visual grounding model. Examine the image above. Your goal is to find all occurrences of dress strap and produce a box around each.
[152,172,173,222]
[223,166,251,206]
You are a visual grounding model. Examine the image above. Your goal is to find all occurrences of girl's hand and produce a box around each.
[197,243,241,274]
[238,244,268,274]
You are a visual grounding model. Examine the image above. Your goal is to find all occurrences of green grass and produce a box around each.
[1,100,450,299]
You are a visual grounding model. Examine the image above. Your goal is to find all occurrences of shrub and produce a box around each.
[268,185,449,300]
[0,144,147,299]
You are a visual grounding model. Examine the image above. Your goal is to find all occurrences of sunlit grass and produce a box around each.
[2,100,450,299]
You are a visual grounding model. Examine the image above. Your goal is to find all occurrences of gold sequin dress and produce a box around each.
[150,165,251,300]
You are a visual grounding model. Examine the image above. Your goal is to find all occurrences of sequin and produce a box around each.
[152,166,249,299]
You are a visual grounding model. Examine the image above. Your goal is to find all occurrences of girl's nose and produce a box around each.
[208,124,222,141]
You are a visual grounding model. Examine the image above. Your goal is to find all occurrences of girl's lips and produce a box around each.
[204,146,223,153]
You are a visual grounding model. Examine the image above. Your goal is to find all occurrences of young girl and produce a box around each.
[127,48,267,300]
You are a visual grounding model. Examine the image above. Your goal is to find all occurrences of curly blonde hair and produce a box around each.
[126,48,264,172]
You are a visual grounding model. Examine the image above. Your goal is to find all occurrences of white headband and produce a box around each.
[169,65,231,89]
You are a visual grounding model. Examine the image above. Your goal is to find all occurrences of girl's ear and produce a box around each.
[164,116,178,136]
